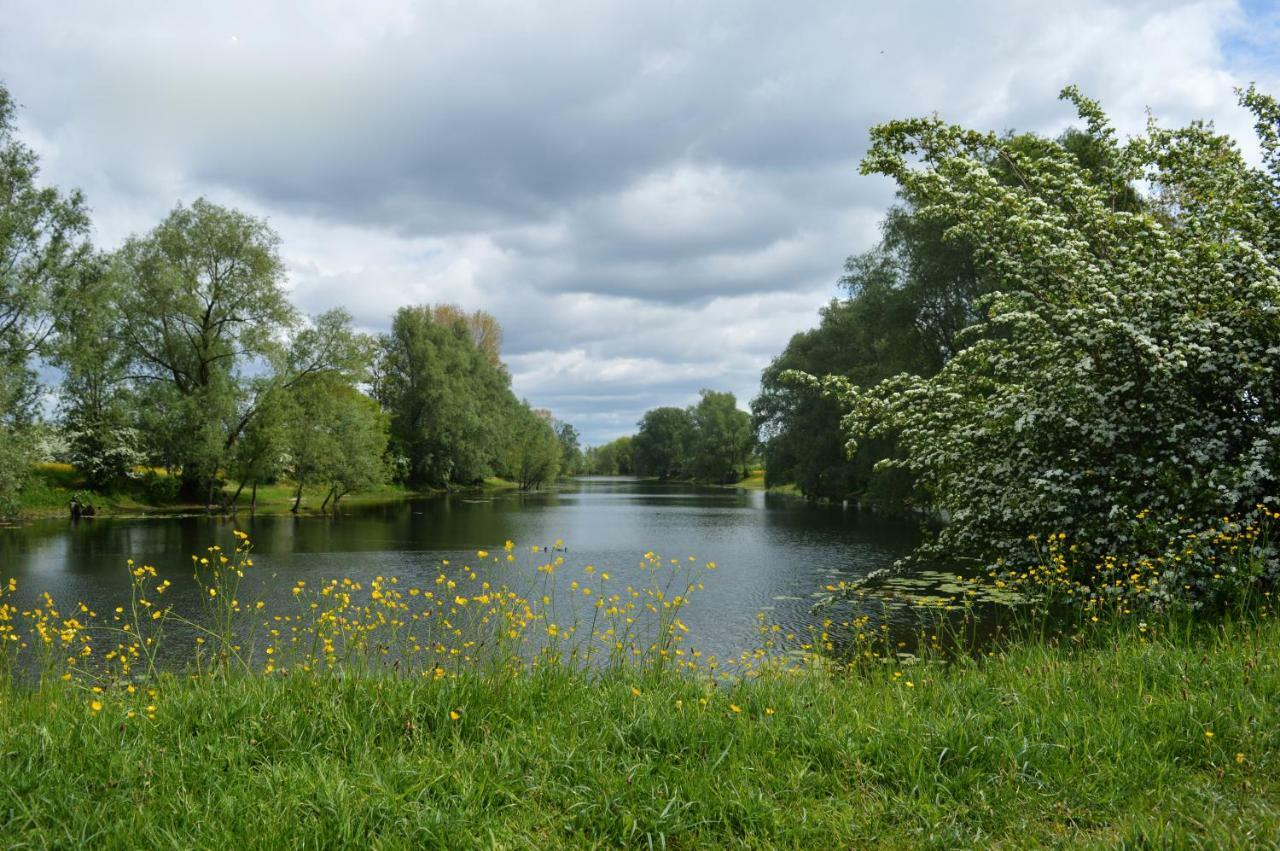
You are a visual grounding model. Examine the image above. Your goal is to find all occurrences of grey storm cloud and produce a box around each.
[1,0,1277,442]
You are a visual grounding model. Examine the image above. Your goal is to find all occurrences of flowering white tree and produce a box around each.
[810,87,1280,599]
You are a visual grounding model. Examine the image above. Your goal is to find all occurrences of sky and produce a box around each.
[2,0,1278,444]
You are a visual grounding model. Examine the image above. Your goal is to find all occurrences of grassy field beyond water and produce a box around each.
[14,463,519,519]
[2,613,1278,848]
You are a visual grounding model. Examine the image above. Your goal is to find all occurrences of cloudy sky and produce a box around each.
[2,0,1277,443]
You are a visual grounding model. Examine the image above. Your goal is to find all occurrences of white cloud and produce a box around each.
[1,0,1276,441]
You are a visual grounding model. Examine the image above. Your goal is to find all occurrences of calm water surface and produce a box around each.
[1,477,942,662]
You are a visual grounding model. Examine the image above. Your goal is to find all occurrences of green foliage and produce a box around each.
[553,419,583,475]
[285,374,389,512]
[100,194,375,506]
[112,198,295,497]
[632,393,753,483]
[0,82,93,516]
[320,386,390,510]
[756,123,1148,506]
[52,256,140,488]
[818,86,1280,603]
[137,468,180,504]
[688,390,753,483]
[0,426,35,518]
[632,406,695,480]
[376,304,532,488]
[584,435,634,475]
[227,383,288,503]
[754,201,982,502]
[498,403,562,490]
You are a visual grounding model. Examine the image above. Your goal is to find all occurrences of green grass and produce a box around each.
[16,463,157,517]
[15,464,521,519]
[3,615,1278,848]
[227,480,420,514]
[727,469,803,497]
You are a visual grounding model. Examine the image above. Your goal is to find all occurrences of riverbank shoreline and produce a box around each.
[13,464,523,523]
[3,613,1275,847]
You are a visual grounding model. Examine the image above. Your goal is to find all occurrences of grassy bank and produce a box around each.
[2,614,1277,848]
[727,468,804,496]
[15,463,520,519]
[637,468,803,496]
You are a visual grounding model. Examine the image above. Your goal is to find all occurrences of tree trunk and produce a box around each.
[227,480,247,514]
[320,485,335,513]
[291,479,304,514]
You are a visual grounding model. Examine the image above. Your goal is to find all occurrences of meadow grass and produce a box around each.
[15,463,519,519]
[721,468,803,496]
[1,613,1277,849]
[2,530,1277,847]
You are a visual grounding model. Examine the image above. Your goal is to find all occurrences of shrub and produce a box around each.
[811,86,1280,608]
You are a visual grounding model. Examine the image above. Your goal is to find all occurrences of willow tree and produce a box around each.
[113,201,371,504]
[376,304,514,487]
[498,403,561,490]
[632,406,694,480]
[688,390,753,484]
[0,83,92,516]
[113,199,294,499]
[285,374,388,513]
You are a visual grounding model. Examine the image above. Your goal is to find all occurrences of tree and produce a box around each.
[113,198,295,499]
[632,407,694,480]
[53,256,140,488]
[428,304,504,368]
[319,386,389,511]
[285,375,388,513]
[111,202,370,505]
[819,85,1280,603]
[584,436,634,475]
[553,419,582,475]
[0,82,92,515]
[755,124,1144,505]
[753,265,937,502]
[375,304,515,487]
[225,382,288,512]
[688,390,753,483]
[498,403,561,490]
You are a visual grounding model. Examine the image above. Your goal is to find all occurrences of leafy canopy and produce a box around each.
[811,86,1280,602]
[0,83,92,515]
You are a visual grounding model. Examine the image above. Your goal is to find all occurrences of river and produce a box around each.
[0,477,983,665]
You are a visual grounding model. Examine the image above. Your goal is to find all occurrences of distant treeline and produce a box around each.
[584,390,753,484]
[0,82,579,517]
